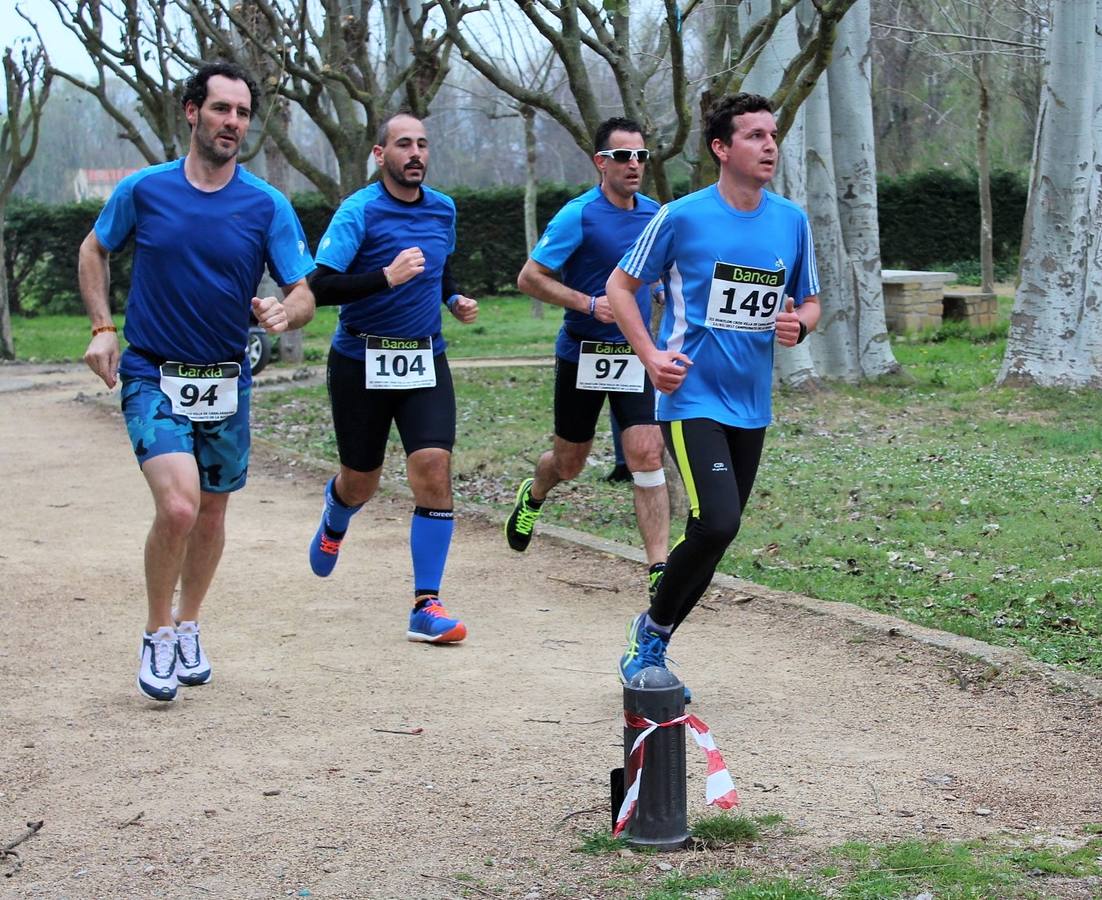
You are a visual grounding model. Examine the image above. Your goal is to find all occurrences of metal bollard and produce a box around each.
[620,666,689,850]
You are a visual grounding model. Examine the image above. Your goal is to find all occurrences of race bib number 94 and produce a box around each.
[365,336,435,390]
[576,341,645,393]
[159,362,241,422]
[705,262,786,331]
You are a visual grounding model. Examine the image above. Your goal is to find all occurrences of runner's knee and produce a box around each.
[554,454,586,481]
[631,468,666,488]
[154,493,201,536]
[550,440,589,481]
[686,507,742,553]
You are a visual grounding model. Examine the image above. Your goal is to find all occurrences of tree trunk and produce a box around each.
[805,77,864,382]
[742,2,818,388]
[0,212,12,360]
[998,1,1102,388]
[522,105,542,320]
[824,0,898,380]
[974,50,995,295]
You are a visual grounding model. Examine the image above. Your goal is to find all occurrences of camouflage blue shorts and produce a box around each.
[120,376,251,493]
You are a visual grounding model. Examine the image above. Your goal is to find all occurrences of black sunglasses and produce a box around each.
[596,148,651,163]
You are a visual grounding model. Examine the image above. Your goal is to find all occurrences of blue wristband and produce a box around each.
[588,295,597,316]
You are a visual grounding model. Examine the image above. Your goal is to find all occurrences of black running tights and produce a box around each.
[648,419,766,632]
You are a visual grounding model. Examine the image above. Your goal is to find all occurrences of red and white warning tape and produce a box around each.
[613,712,740,837]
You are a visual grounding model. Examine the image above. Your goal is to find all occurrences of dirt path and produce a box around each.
[2,366,1101,900]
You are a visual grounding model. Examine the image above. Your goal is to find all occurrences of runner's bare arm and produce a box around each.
[252,278,314,334]
[517,258,615,324]
[606,266,691,395]
[78,230,120,389]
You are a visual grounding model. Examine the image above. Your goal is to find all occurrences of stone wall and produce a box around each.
[943,291,998,328]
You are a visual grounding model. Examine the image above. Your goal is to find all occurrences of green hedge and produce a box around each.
[877,169,1027,269]
[3,200,133,316]
[3,171,1028,316]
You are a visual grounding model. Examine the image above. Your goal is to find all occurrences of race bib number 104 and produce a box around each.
[364,336,435,390]
[705,262,786,331]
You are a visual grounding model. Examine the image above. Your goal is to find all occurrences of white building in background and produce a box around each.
[73,168,139,201]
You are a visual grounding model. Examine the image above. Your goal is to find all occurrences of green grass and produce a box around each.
[9,312,126,361]
[576,829,628,855]
[253,309,1102,674]
[10,294,560,364]
[22,297,1102,675]
[691,812,785,847]
[632,833,1102,899]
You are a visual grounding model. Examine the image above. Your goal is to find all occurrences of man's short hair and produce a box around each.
[594,116,645,153]
[705,92,773,162]
[376,111,421,147]
[181,61,260,116]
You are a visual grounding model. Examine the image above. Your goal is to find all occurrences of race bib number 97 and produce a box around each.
[576,341,645,393]
[159,362,241,422]
[365,336,435,390]
[705,262,786,331]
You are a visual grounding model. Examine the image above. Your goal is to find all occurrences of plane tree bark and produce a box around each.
[998,0,1102,388]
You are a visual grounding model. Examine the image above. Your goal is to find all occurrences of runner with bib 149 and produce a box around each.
[605,92,821,701]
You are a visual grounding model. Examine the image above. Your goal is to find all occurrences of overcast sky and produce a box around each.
[2,0,93,80]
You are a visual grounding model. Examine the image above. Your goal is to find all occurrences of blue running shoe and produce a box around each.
[667,658,694,705]
[137,626,178,701]
[310,478,349,577]
[618,613,669,684]
[618,614,692,703]
[407,597,467,643]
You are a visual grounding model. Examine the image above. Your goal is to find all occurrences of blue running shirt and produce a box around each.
[531,186,659,363]
[316,183,457,360]
[618,185,819,428]
[96,159,314,384]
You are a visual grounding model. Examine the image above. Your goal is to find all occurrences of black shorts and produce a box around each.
[553,357,657,444]
[327,347,456,473]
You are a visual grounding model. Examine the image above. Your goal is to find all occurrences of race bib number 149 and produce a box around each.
[705,262,786,331]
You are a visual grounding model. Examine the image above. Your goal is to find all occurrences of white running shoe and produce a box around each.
[137,626,178,701]
[175,620,212,686]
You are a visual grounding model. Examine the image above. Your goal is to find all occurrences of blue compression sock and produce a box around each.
[324,477,362,534]
[410,507,455,597]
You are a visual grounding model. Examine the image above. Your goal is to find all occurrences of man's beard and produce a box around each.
[194,112,242,165]
[386,159,426,188]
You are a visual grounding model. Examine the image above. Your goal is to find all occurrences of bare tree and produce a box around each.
[45,0,194,162]
[872,0,1047,291]
[435,0,857,203]
[180,0,457,202]
[43,0,458,204]
[1,32,52,359]
[998,0,1102,388]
